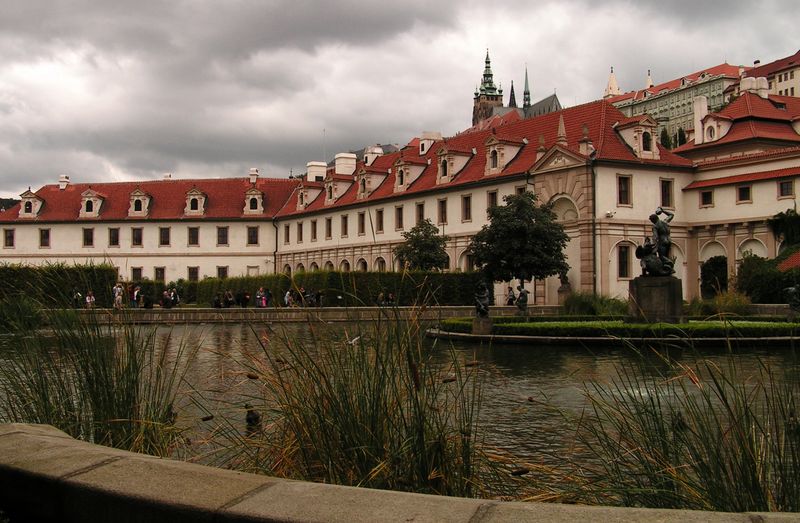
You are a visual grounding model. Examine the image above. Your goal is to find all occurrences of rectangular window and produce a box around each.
[311,220,318,241]
[247,266,259,276]
[737,185,752,203]
[82,228,94,247]
[341,215,349,237]
[108,227,120,247]
[660,179,674,208]
[415,202,425,224]
[131,227,143,247]
[376,209,384,233]
[487,190,498,216]
[283,224,290,244]
[39,228,50,248]
[3,228,14,248]
[700,190,714,207]
[154,267,165,282]
[247,226,259,246]
[778,179,795,198]
[217,226,229,246]
[131,267,143,281]
[217,266,228,279]
[618,245,630,279]
[187,266,199,282]
[358,212,365,235]
[188,226,199,246]
[515,186,526,195]
[325,217,332,239]
[437,198,447,224]
[462,195,472,222]
[617,175,632,206]
[297,222,303,243]
[395,206,404,230]
[159,227,170,247]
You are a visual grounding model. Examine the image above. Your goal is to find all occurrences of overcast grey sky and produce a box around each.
[0,0,796,197]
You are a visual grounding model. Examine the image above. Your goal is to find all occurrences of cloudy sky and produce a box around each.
[0,0,796,197]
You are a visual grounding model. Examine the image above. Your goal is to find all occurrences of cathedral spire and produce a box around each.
[508,81,517,108]
[523,66,531,108]
[480,49,499,95]
[603,66,621,98]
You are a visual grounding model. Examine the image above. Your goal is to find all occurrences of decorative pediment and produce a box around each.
[79,188,104,218]
[484,135,524,176]
[244,187,265,214]
[128,188,151,217]
[393,157,427,193]
[323,174,352,205]
[436,147,473,185]
[356,167,388,199]
[18,189,43,218]
[614,116,661,160]
[184,188,207,216]
[531,146,586,174]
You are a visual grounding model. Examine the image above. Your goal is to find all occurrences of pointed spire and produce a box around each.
[645,69,654,89]
[508,81,517,108]
[556,114,567,146]
[479,49,499,95]
[523,66,531,108]
[604,66,621,98]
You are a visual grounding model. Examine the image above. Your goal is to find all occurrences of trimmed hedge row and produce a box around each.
[195,271,489,307]
[0,263,118,308]
[439,318,800,338]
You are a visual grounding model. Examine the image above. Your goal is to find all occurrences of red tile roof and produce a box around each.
[745,50,800,79]
[683,166,800,190]
[778,251,800,272]
[694,145,800,168]
[608,63,746,104]
[0,177,299,223]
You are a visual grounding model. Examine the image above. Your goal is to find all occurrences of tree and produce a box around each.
[394,219,449,271]
[660,128,672,149]
[677,127,687,146]
[768,208,800,247]
[468,192,569,286]
[700,255,727,299]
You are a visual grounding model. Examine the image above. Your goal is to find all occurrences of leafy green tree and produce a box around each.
[700,255,727,299]
[660,128,672,149]
[768,208,800,247]
[394,219,449,271]
[468,192,569,286]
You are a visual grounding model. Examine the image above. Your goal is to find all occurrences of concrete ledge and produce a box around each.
[0,424,795,522]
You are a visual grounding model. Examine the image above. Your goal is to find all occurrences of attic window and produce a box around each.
[490,150,498,169]
[250,197,258,210]
[24,201,32,213]
[707,127,715,140]
[85,200,93,213]
[420,143,426,153]
[642,132,652,152]
[190,198,199,211]
[134,199,143,212]
[359,178,366,193]
[327,186,333,200]
[441,160,448,178]
[398,169,405,186]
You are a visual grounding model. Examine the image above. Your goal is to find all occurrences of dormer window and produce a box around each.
[184,188,207,216]
[190,198,198,211]
[134,200,142,212]
[490,150,499,169]
[327,186,333,200]
[707,126,715,140]
[250,197,258,210]
[85,200,93,213]
[642,132,652,152]
[79,189,104,218]
[441,160,448,178]
[24,201,32,213]
[398,169,405,186]
[18,189,43,218]
[128,189,151,217]
[243,187,264,215]
[359,178,366,193]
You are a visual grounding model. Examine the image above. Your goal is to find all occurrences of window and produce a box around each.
[24,201,32,213]
[85,200,93,213]
[737,185,752,203]
[395,206,404,230]
[82,228,94,247]
[131,227,143,247]
[154,267,165,282]
[108,228,120,247]
[3,229,14,248]
[217,266,228,279]
[134,199,142,212]
[311,220,318,241]
[249,197,258,210]
[39,228,50,248]
[190,198,199,211]
[188,227,199,246]
[187,267,199,282]
[159,227,170,247]
[462,195,472,222]
[358,212,365,235]
[617,175,632,206]
[437,199,447,224]
[359,178,366,194]
[487,190,498,215]
[326,186,333,200]
[440,159,448,178]
[325,217,332,239]
[217,226,229,246]
[416,202,425,224]
[700,190,714,207]
[515,186,526,195]
[341,215,349,237]
[779,180,795,198]
[376,209,384,233]
[707,126,715,140]
[618,245,631,279]
[131,267,143,281]
[247,226,259,245]
[284,224,290,244]
[490,149,498,169]
[660,179,674,208]
[397,169,405,186]
[642,132,652,152]
[297,222,303,243]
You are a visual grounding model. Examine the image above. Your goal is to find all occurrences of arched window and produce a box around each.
[360,178,366,193]
[397,169,405,186]
[441,160,448,178]
[85,200,93,213]
[190,198,199,211]
[327,186,333,200]
[24,201,32,213]
[375,257,386,272]
[356,259,368,272]
[134,199,142,212]
[490,150,498,169]
[642,132,652,152]
[283,264,292,275]
[707,126,715,140]
[250,197,258,210]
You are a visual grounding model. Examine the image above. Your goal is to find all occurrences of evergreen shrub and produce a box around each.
[0,263,118,308]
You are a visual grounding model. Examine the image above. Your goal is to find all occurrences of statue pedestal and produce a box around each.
[628,276,684,323]
[557,283,572,305]
[472,317,493,335]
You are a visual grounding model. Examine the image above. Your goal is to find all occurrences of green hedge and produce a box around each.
[439,318,800,338]
[0,263,118,308]
[195,271,488,307]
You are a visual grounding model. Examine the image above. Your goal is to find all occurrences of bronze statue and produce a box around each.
[638,207,676,276]
[475,282,490,318]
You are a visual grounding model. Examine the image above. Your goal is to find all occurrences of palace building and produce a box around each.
[1,69,799,304]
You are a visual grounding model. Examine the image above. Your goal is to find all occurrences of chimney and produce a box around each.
[58,174,70,190]
[306,161,327,182]
[363,145,383,166]
[753,59,761,66]
[248,167,259,184]
[334,153,357,176]
[756,77,769,98]
[693,95,708,145]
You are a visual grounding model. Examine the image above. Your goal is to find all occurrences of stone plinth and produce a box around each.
[472,317,493,335]
[557,283,572,305]
[628,276,684,323]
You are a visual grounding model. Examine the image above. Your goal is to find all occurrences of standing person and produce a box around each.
[170,287,180,307]
[284,289,292,307]
[255,287,265,308]
[85,290,96,309]
[506,286,516,306]
[113,283,123,309]
[264,288,272,307]
[72,288,82,309]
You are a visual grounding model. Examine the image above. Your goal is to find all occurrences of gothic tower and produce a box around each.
[472,50,504,126]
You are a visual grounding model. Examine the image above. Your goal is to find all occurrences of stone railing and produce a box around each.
[0,424,791,523]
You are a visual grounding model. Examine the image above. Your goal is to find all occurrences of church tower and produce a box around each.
[472,50,504,126]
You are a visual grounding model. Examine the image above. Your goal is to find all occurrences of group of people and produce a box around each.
[212,287,323,308]
[505,285,530,311]
[284,287,322,307]
[375,292,396,306]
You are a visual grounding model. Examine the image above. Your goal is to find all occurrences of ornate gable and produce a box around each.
[184,187,207,216]
[128,188,151,217]
[531,146,586,174]
[436,147,472,185]
[356,167,388,199]
[484,135,524,176]
[79,188,104,218]
[18,189,44,218]
[614,115,661,160]
[244,187,265,215]
[392,157,427,193]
